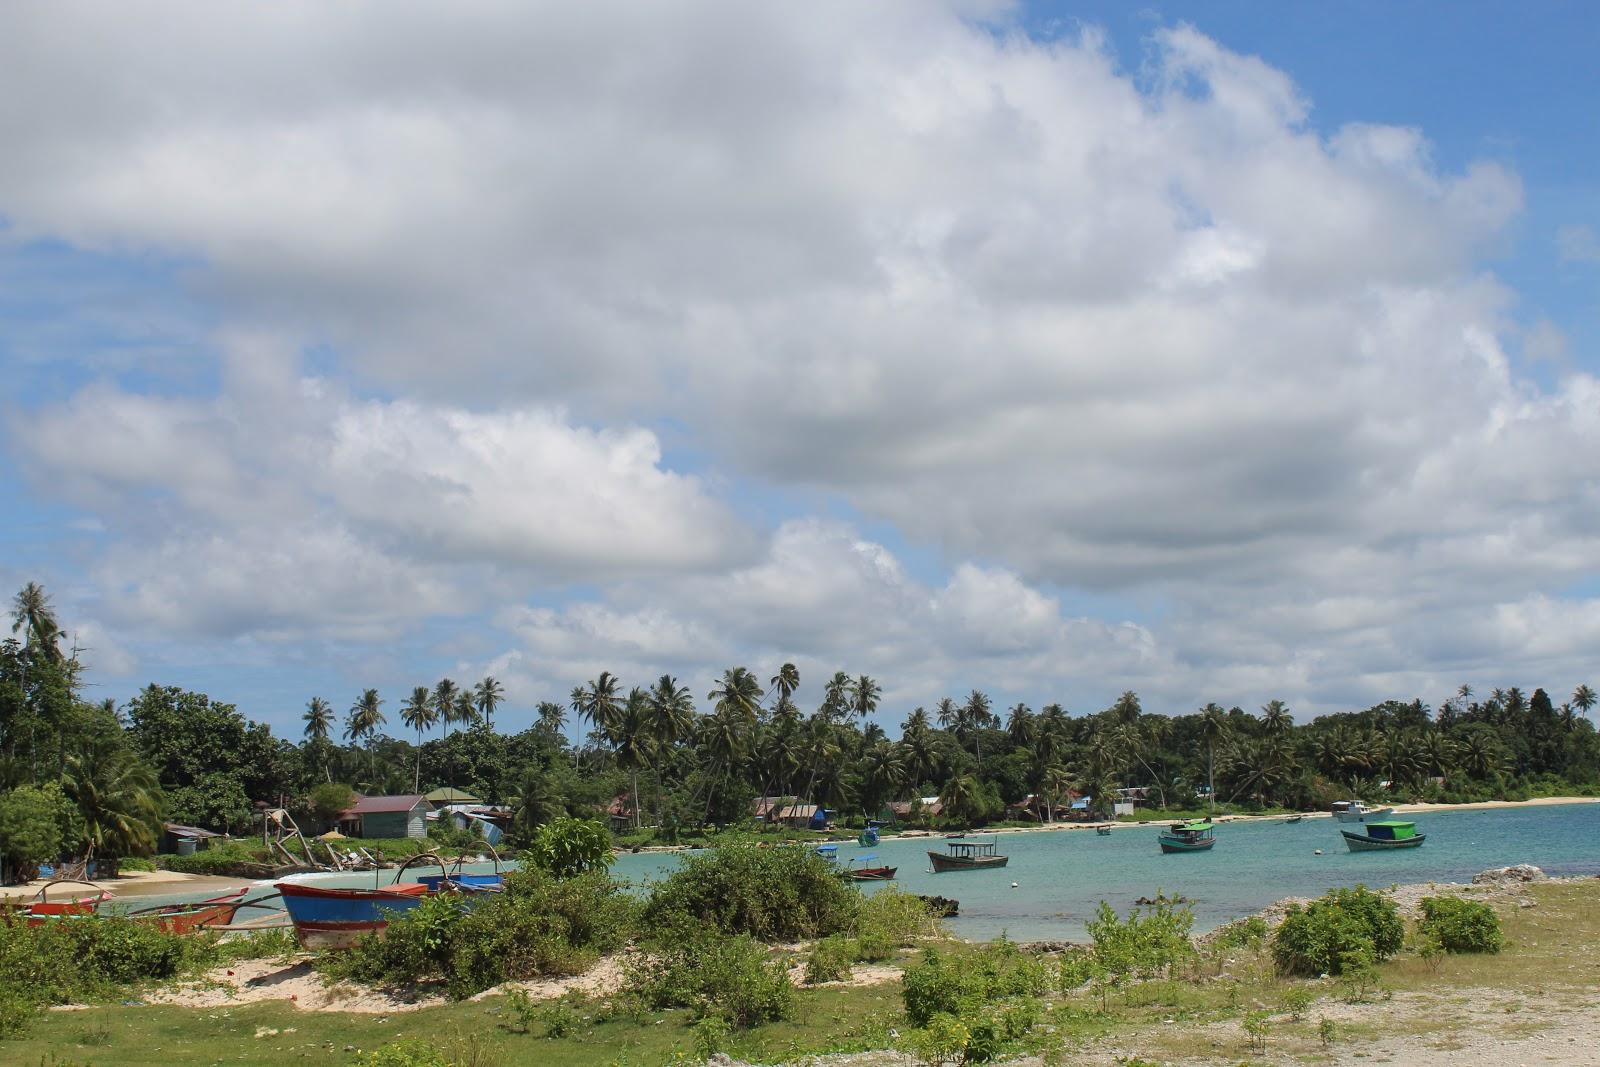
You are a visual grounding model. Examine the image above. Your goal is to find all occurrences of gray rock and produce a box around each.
[1472,864,1547,884]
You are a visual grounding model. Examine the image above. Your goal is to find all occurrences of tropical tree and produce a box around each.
[303,697,333,741]
[578,672,624,757]
[535,701,567,741]
[938,773,981,828]
[434,678,460,737]
[708,667,763,727]
[1573,684,1597,723]
[10,582,63,660]
[399,686,437,792]
[857,741,906,819]
[64,744,161,859]
[474,676,505,730]
[1006,703,1035,747]
[1260,700,1293,736]
[346,689,386,784]
[1198,702,1228,813]
[850,674,881,724]
[644,675,695,824]
[770,662,799,704]
[509,769,566,841]
[612,689,653,830]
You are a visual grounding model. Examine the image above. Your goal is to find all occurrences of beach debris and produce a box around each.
[1472,864,1546,885]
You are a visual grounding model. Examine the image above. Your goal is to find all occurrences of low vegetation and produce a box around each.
[1417,895,1503,954]
[640,841,860,942]
[1271,884,1403,977]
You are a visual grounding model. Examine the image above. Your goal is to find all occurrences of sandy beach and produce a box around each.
[0,868,248,902]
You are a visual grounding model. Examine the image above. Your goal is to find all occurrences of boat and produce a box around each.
[274,880,429,949]
[1095,825,1113,836]
[415,846,505,894]
[815,843,839,860]
[1341,820,1425,852]
[0,879,111,926]
[845,855,897,881]
[928,839,1008,872]
[1284,815,1303,824]
[858,826,880,847]
[1331,800,1394,823]
[128,887,250,934]
[1158,819,1216,853]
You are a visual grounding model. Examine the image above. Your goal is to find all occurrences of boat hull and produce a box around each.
[1341,831,1425,852]
[275,882,428,950]
[927,852,1008,872]
[1158,836,1215,853]
[847,867,897,881]
[1333,807,1394,823]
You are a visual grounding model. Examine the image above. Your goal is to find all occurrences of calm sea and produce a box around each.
[148,801,1598,943]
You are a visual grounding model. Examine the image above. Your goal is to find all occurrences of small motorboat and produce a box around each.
[1095,825,1113,836]
[1331,800,1394,823]
[845,855,897,881]
[858,825,881,847]
[928,839,1008,872]
[1158,819,1216,854]
[1284,815,1303,824]
[1341,820,1425,852]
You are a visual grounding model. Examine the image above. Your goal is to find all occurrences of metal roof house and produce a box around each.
[337,795,429,839]
[423,787,481,808]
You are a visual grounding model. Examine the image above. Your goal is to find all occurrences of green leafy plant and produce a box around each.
[1318,1015,1338,1048]
[853,887,938,961]
[901,939,1051,1028]
[1418,896,1502,954]
[641,842,858,942]
[1279,985,1314,1020]
[625,927,793,1029]
[538,997,579,1039]
[523,818,613,879]
[804,934,855,984]
[1271,885,1402,976]
[1242,1010,1271,1054]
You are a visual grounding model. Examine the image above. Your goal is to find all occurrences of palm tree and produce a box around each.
[935,697,960,731]
[1572,684,1596,723]
[938,773,981,828]
[434,679,460,737]
[849,674,882,725]
[698,706,750,824]
[346,689,386,785]
[579,672,624,754]
[1198,702,1228,813]
[303,697,334,742]
[474,676,505,731]
[65,745,161,859]
[455,691,478,730]
[1109,690,1141,727]
[770,662,799,704]
[536,701,567,741]
[509,768,565,839]
[857,742,906,820]
[645,675,695,825]
[1006,703,1035,747]
[399,687,437,792]
[10,581,63,660]
[821,671,852,722]
[708,667,763,726]
[613,689,653,830]
[961,690,992,758]
[1260,700,1293,736]
[568,685,587,753]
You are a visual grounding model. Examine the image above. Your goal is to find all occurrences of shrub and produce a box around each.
[0,785,69,875]
[522,818,612,879]
[538,997,579,1038]
[1418,896,1502,954]
[1211,915,1268,952]
[160,840,269,875]
[116,856,157,872]
[626,928,793,1029]
[1271,885,1402,977]
[1086,898,1195,981]
[853,887,937,961]
[308,783,357,825]
[349,1040,458,1067]
[329,867,635,999]
[642,842,858,942]
[804,935,855,984]
[901,939,1052,1027]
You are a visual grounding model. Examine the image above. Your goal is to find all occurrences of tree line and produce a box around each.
[1,581,1597,872]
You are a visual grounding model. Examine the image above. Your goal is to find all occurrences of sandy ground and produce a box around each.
[0,869,250,902]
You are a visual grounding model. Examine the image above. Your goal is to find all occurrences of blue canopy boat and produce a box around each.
[1158,819,1216,854]
[1341,820,1425,852]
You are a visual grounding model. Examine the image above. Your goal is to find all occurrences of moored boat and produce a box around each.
[846,855,897,881]
[1095,825,1113,836]
[0,879,111,926]
[1158,819,1216,853]
[129,888,250,934]
[1332,800,1394,823]
[928,839,1008,872]
[858,826,880,847]
[274,881,429,949]
[1341,820,1425,852]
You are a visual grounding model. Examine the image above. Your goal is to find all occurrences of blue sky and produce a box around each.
[1,1,1597,736]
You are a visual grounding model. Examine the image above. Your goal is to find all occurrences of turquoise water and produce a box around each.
[610,803,1600,941]
[127,803,1600,942]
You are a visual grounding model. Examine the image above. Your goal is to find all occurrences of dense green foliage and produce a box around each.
[641,842,859,942]
[1418,896,1503,954]
[1272,885,1403,976]
[0,914,214,1034]
[624,928,795,1028]
[521,817,612,878]
[327,867,636,999]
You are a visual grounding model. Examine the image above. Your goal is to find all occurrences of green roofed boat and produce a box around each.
[1158,819,1215,854]
[1341,819,1425,852]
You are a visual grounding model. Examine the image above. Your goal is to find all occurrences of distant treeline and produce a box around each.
[1,581,1597,872]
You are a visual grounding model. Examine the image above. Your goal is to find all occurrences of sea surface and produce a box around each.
[136,802,1600,942]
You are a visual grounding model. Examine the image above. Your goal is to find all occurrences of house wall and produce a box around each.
[361,808,426,838]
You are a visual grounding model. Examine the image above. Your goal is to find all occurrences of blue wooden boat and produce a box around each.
[274,880,428,950]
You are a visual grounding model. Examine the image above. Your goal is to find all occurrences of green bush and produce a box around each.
[1211,915,1268,952]
[625,928,793,1028]
[0,786,69,874]
[1418,896,1502,954]
[804,935,855,984]
[348,1039,458,1067]
[160,840,268,874]
[522,818,612,879]
[116,856,157,872]
[642,842,858,942]
[900,939,1052,1028]
[1085,898,1195,981]
[852,887,937,961]
[1272,885,1403,977]
[328,867,635,999]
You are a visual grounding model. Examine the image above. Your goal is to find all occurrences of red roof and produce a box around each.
[342,794,426,816]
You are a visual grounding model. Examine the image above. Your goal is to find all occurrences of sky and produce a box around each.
[1,1,1597,737]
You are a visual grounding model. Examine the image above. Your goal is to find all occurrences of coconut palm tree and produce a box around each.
[433,679,460,737]
[10,582,63,660]
[857,742,905,820]
[1108,690,1141,727]
[938,773,981,828]
[770,662,800,704]
[697,706,750,824]
[613,689,652,830]
[708,666,763,727]
[1198,702,1228,813]
[645,675,695,825]
[1006,703,1035,747]
[579,672,624,750]
[1572,684,1596,723]
[346,689,386,785]
[536,701,567,741]
[848,674,881,726]
[303,696,333,741]
[455,691,478,730]
[1259,700,1293,736]
[821,671,852,722]
[474,676,505,730]
[65,744,161,859]
[399,687,437,792]
[509,768,565,839]
[935,697,959,731]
